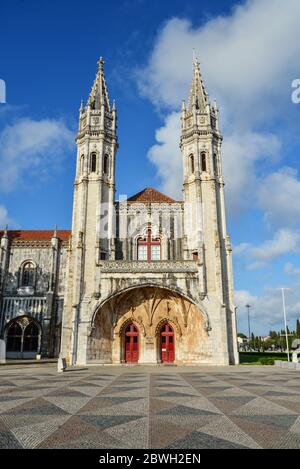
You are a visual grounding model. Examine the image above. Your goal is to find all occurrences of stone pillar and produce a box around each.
[140,335,157,363]
[0,339,5,363]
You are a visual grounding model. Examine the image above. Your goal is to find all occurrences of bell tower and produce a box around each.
[61,58,118,364]
[180,57,238,364]
[75,57,118,263]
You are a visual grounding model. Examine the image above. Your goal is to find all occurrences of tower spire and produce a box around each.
[88,57,111,111]
[188,55,208,112]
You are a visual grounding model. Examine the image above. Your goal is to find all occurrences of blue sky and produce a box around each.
[1,0,300,335]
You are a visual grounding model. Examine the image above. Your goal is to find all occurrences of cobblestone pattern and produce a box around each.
[0,364,299,449]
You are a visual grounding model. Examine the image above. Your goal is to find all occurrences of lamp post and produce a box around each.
[245,304,251,342]
[280,288,290,362]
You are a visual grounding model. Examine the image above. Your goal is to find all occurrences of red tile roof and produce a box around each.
[127,187,179,203]
[0,230,71,242]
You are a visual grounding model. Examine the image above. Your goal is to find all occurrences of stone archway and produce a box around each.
[87,286,210,364]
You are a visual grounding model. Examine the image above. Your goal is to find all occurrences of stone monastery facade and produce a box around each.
[0,57,238,365]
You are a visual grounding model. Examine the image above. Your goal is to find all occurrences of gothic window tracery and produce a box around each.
[6,318,40,354]
[21,261,35,287]
[137,228,161,261]
[6,322,22,352]
[23,322,39,352]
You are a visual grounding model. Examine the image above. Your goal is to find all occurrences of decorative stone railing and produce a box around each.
[98,260,199,273]
[2,297,47,319]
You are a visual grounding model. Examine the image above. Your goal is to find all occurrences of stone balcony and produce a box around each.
[98,260,199,273]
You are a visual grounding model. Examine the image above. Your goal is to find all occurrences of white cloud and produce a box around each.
[139,0,300,123]
[148,112,181,198]
[137,0,300,215]
[222,131,281,214]
[258,167,300,226]
[148,114,282,207]
[0,118,74,192]
[235,289,257,308]
[250,228,299,262]
[233,242,251,256]
[0,204,14,227]
[284,262,300,276]
[235,287,300,334]
[234,228,300,269]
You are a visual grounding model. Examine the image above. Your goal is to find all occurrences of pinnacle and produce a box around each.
[87,57,111,111]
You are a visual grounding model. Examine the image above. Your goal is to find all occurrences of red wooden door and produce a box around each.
[125,323,139,363]
[160,323,175,363]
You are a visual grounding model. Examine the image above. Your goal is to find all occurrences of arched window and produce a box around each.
[189,154,194,174]
[103,154,109,175]
[6,322,22,352]
[6,318,40,356]
[90,153,97,172]
[137,228,161,261]
[201,152,207,172]
[80,154,85,173]
[23,322,39,352]
[22,261,35,287]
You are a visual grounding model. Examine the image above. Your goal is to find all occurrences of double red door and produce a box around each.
[125,323,139,363]
[160,323,175,363]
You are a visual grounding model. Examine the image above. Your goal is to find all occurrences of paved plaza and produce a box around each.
[0,363,300,449]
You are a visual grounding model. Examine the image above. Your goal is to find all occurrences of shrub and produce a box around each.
[259,358,274,365]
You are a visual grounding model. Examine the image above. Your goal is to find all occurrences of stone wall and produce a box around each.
[0,240,68,357]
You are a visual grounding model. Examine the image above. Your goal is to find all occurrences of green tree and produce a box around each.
[238,333,247,338]
[264,338,275,350]
[296,319,300,338]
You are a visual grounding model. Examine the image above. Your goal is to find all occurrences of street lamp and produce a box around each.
[245,304,251,342]
[279,288,290,362]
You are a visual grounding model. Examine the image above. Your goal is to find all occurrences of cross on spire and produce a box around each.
[97,57,105,69]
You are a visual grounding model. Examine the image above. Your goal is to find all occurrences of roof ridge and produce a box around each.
[0,229,71,242]
[127,187,180,203]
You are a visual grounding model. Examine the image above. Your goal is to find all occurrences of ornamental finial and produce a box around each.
[192,49,200,68]
[97,57,105,69]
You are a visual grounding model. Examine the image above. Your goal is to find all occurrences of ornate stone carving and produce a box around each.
[98,260,199,273]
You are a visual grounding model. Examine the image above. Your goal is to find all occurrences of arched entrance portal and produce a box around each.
[88,286,209,364]
[160,323,175,363]
[124,323,139,363]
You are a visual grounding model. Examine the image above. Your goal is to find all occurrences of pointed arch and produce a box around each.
[20,260,36,287]
[189,154,194,174]
[103,154,109,175]
[201,152,207,172]
[155,317,182,338]
[90,153,97,173]
[6,322,22,352]
[5,316,42,358]
[90,283,211,332]
[80,154,85,173]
